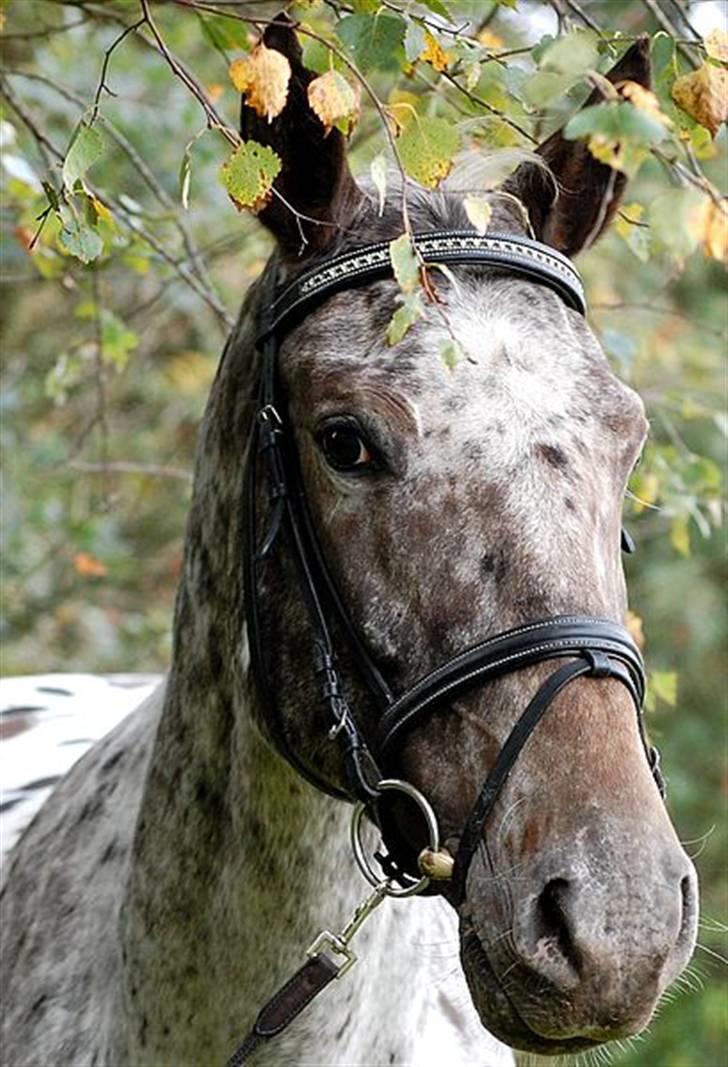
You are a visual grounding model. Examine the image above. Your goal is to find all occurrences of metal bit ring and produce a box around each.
[350,778,440,898]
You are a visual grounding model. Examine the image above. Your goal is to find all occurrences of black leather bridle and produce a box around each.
[243,231,665,906]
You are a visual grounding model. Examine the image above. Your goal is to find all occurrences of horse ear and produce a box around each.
[507,38,651,257]
[240,14,362,255]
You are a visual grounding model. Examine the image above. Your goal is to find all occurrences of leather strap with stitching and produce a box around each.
[225,953,340,1067]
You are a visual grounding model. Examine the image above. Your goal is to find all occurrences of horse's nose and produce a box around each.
[511,846,698,1033]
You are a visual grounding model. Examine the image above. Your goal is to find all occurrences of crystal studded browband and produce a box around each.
[262,231,587,341]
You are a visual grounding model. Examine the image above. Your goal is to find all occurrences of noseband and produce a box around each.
[244,230,664,905]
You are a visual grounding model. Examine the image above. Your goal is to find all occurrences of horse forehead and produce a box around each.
[281,275,642,449]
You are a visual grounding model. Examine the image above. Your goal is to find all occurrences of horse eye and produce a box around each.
[316,421,375,472]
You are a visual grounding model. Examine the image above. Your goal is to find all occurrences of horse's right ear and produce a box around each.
[505,38,652,257]
[240,15,363,256]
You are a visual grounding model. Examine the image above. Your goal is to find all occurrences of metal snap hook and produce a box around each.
[350,778,441,898]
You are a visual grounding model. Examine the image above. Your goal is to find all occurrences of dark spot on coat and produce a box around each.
[535,443,568,469]
[101,749,124,774]
[565,497,576,512]
[335,1013,352,1041]
[99,839,120,865]
[481,554,495,576]
[29,993,47,1016]
[75,794,103,827]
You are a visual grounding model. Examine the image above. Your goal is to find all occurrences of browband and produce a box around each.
[264,231,587,340]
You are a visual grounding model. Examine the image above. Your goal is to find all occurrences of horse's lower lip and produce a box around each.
[460,923,605,1055]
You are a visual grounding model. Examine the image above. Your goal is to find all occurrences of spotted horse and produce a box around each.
[1,21,697,1067]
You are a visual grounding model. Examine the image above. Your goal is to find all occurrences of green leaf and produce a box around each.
[389,233,420,294]
[198,13,249,53]
[63,122,106,190]
[649,188,704,260]
[524,30,598,105]
[101,309,138,369]
[404,20,426,64]
[650,670,678,707]
[387,291,424,345]
[565,101,668,147]
[59,215,103,263]
[398,116,459,188]
[220,140,281,210]
[337,14,406,73]
[179,131,206,210]
[421,0,452,16]
[440,339,464,371]
[651,31,675,79]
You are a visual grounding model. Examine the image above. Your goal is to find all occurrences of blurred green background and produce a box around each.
[1,2,725,1064]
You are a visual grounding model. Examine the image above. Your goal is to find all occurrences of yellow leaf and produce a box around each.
[90,196,113,224]
[670,516,690,557]
[420,31,450,73]
[688,197,728,262]
[477,28,504,50]
[229,44,291,123]
[672,61,728,138]
[463,195,492,235]
[165,352,215,393]
[74,552,108,577]
[619,79,672,126]
[705,28,728,64]
[207,83,225,104]
[588,133,625,172]
[625,610,645,650]
[307,70,360,135]
[615,202,644,238]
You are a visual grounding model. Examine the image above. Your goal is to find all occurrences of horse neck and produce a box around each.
[112,288,364,1061]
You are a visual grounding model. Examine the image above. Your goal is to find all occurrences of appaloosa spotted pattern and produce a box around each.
[1,24,696,1067]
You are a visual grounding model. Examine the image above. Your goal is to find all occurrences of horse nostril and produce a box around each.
[676,873,696,954]
[535,877,581,976]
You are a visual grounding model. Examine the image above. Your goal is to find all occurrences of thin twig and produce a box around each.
[642,0,700,68]
[138,0,239,147]
[69,459,193,481]
[90,16,146,124]
[0,15,90,40]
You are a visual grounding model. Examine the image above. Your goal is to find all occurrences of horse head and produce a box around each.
[190,20,697,1057]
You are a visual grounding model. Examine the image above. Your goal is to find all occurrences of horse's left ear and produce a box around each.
[507,38,651,257]
[240,14,363,256]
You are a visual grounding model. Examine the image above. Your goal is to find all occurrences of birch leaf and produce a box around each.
[464,196,492,235]
[59,215,103,263]
[337,13,406,73]
[704,28,728,63]
[397,116,459,188]
[63,122,106,190]
[389,232,420,294]
[672,62,728,138]
[229,44,291,122]
[387,291,424,345]
[370,153,387,216]
[220,141,281,212]
[420,30,450,72]
[688,198,728,262]
[440,339,464,371]
[307,70,360,134]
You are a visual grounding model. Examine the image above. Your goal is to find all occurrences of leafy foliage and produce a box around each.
[0,3,725,1061]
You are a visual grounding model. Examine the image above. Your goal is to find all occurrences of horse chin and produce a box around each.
[458,923,650,1057]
